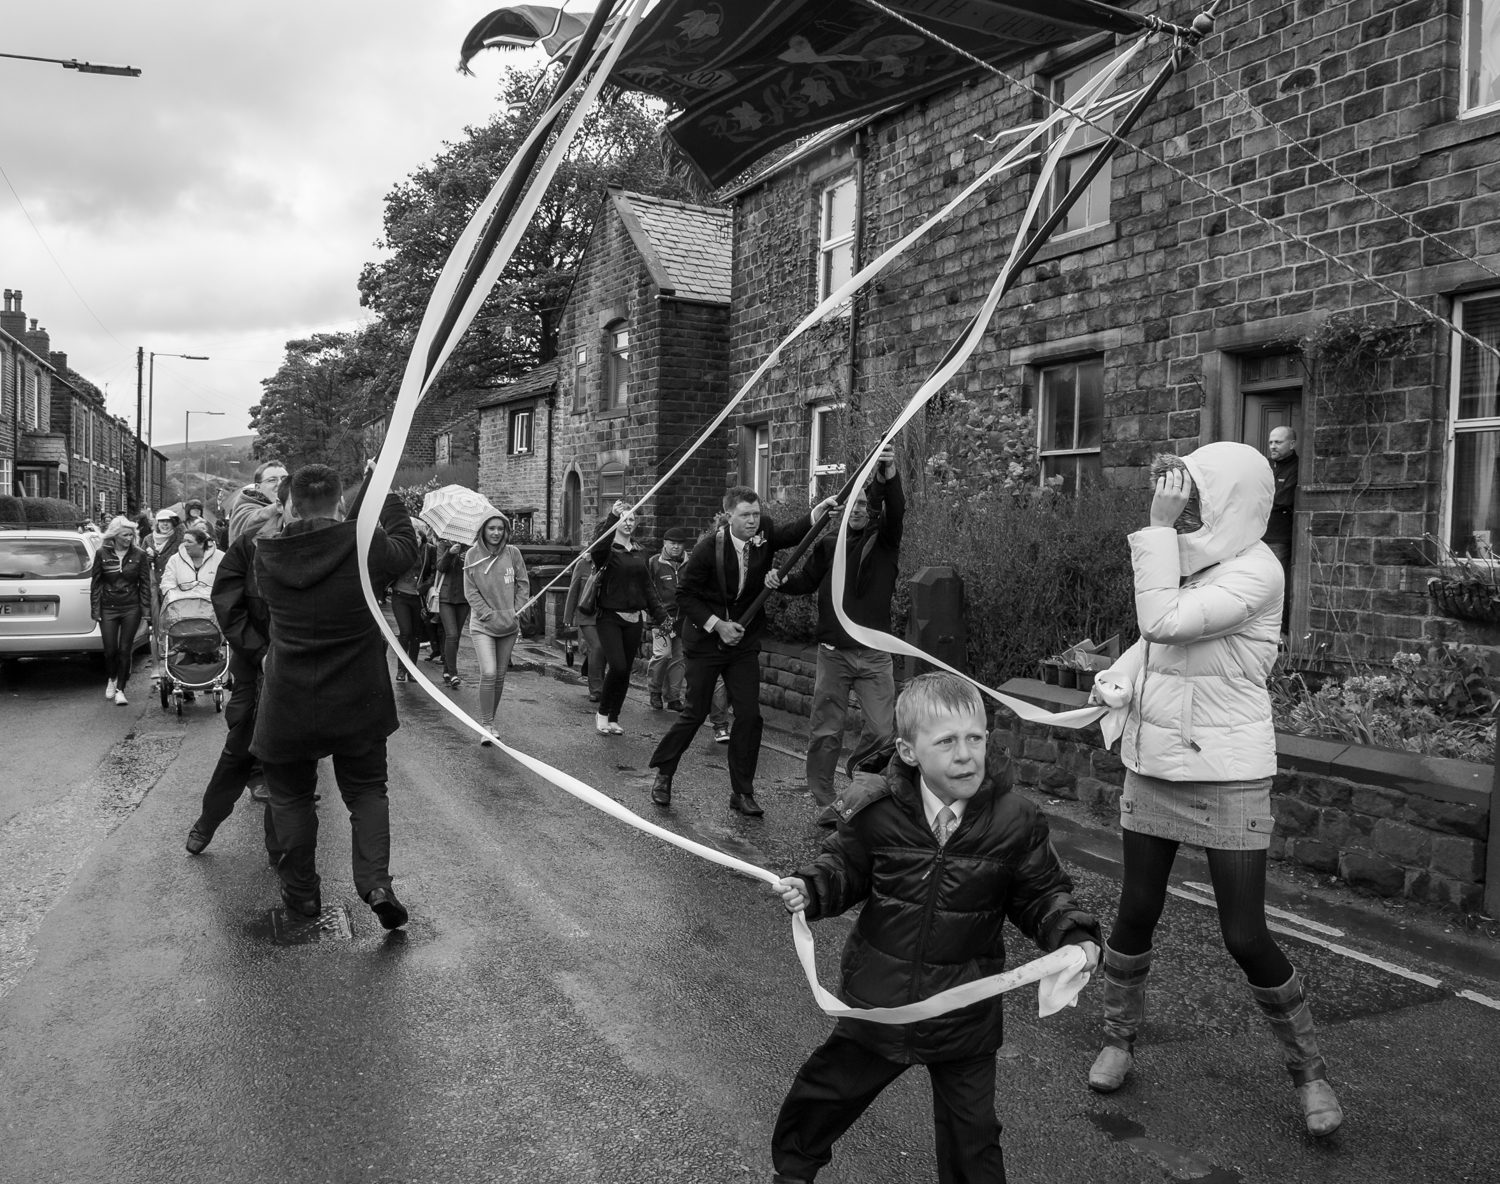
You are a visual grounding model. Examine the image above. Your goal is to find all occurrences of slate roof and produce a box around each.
[611,190,732,305]
[475,360,558,411]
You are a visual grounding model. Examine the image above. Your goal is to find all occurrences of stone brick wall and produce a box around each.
[554,206,729,541]
[989,679,1490,912]
[478,401,550,532]
[729,0,1500,667]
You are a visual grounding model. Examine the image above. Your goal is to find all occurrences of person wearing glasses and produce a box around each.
[226,459,289,545]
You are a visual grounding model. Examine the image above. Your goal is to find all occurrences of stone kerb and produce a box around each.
[995,678,1491,912]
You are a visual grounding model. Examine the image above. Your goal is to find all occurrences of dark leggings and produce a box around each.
[391,592,423,662]
[595,612,644,721]
[439,602,470,676]
[100,609,142,687]
[1110,829,1293,988]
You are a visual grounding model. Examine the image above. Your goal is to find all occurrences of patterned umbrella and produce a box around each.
[419,485,502,545]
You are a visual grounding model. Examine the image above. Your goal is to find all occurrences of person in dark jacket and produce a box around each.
[562,552,606,703]
[771,673,1100,1184]
[184,477,290,859]
[648,487,830,815]
[390,517,436,684]
[251,464,418,928]
[647,526,691,710]
[90,515,153,705]
[586,501,670,735]
[770,444,904,826]
[434,537,472,687]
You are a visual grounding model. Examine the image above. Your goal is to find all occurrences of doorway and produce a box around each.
[562,471,581,545]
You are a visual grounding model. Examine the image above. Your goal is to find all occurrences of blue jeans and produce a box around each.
[471,629,518,725]
[806,645,896,807]
[649,629,685,703]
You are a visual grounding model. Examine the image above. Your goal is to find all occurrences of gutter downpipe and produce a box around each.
[845,127,867,410]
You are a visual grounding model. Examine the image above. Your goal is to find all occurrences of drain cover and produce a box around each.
[270,903,353,944]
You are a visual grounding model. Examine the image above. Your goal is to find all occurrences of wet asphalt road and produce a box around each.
[2,642,1499,1184]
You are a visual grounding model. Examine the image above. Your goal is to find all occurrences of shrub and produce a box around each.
[0,494,23,525]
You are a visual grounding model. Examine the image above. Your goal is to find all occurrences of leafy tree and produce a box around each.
[357,65,697,401]
[249,331,386,475]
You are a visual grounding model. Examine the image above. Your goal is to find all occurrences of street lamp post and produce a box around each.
[0,51,141,76]
[186,410,225,512]
[145,351,208,507]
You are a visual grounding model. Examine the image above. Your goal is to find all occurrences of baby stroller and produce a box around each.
[155,593,230,714]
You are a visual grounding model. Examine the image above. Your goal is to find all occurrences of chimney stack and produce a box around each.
[0,288,25,338]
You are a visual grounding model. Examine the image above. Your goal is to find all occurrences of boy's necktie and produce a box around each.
[934,805,956,846]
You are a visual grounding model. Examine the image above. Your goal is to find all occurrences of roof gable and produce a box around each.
[611,190,732,304]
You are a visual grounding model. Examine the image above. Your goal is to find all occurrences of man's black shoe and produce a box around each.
[266,850,281,869]
[185,827,212,855]
[651,772,672,807]
[366,886,409,930]
[815,806,840,829]
[730,792,764,818]
[280,887,321,919]
[667,700,683,712]
[649,693,664,710]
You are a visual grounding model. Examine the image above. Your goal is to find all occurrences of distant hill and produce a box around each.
[157,433,257,459]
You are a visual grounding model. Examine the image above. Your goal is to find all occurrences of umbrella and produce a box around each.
[420,485,502,545]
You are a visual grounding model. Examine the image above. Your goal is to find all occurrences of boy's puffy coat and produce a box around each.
[1104,441,1282,781]
[795,756,1098,1064]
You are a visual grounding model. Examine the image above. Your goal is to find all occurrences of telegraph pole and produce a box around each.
[135,346,144,508]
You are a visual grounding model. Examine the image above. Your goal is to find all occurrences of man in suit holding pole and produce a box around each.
[647,486,835,816]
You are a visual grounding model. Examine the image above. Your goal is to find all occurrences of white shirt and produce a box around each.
[919,777,967,841]
[705,532,753,631]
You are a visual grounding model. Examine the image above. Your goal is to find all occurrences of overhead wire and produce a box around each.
[855,0,1500,367]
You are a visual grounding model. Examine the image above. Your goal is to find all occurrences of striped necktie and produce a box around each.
[934,805,956,846]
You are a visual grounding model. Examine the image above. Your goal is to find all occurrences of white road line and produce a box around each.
[1456,990,1500,1011]
[1180,880,1345,937]
[1168,886,1444,989]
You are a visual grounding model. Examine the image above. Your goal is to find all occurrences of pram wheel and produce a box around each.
[214,689,224,712]
[175,694,183,716]
[159,680,169,710]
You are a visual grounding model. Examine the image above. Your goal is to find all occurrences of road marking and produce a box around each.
[1457,989,1500,1011]
[1180,880,1345,937]
[1167,886,1444,988]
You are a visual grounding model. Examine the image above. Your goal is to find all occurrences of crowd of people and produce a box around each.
[83,434,1340,1180]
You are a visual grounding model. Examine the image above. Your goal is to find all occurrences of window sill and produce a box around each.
[1417,107,1500,155]
[1028,222,1117,266]
[597,407,628,421]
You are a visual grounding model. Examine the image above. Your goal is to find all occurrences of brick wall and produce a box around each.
[478,401,550,532]
[730,0,1500,665]
[553,208,730,541]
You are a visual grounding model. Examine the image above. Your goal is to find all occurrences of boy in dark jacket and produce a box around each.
[772,672,1100,1184]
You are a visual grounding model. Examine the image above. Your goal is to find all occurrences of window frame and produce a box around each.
[1462,0,1500,117]
[25,374,39,428]
[604,324,630,412]
[816,173,858,310]
[1444,290,1500,558]
[1034,356,1104,493]
[0,458,12,497]
[809,403,846,502]
[508,407,535,456]
[573,347,588,413]
[434,431,451,467]
[752,423,771,499]
[598,461,626,516]
[1045,55,1115,237]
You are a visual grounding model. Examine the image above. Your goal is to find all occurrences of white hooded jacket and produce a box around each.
[1097,441,1282,782]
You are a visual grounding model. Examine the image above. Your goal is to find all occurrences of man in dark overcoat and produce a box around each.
[647,486,832,815]
[251,464,418,928]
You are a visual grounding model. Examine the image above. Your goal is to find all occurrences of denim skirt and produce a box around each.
[1119,770,1274,851]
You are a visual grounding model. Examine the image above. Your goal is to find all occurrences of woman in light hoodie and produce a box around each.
[464,513,529,745]
[1086,441,1341,1137]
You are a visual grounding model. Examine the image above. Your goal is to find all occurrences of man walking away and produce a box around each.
[769,444,904,827]
[251,464,418,928]
[648,527,692,710]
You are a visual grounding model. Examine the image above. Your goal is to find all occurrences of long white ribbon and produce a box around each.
[349,25,1166,1022]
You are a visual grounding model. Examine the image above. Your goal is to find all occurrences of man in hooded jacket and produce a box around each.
[251,464,418,928]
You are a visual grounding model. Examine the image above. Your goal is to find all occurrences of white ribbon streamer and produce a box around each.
[347,24,1163,1022]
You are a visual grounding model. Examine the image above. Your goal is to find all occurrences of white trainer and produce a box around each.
[105,679,117,700]
[114,689,128,705]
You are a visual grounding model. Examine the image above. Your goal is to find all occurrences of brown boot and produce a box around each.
[1088,943,1152,1092]
[1249,970,1343,1136]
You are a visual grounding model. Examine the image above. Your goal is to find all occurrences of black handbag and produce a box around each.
[576,566,603,616]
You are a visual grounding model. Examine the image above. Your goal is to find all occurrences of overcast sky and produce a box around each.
[2,2,538,446]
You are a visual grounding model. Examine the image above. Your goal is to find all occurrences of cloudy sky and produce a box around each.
[2,2,539,446]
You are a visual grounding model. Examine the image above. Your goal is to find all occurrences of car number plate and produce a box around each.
[0,599,57,617]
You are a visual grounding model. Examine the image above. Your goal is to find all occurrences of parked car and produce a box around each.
[0,527,150,662]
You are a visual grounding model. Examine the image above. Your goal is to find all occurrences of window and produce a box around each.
[434,432,451,466]
[598,461,626,515]
[1447,292,1500,557]
[605,325,629,410]
[25,374,39,428]
[1047,57,1114,235]
[1463,0,1500,115]
[1036,357,1104,492]
[573,348,588,412]
[509,408,534,455]
[510,511,535,539]
[817,174,857,308]
[0,458,11,496]
[810,404,846,501]
[21,472,40,497]
[751,423,771,498]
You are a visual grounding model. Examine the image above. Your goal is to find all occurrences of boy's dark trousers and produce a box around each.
[772,1029,1006,1183]
[195,646,277,854]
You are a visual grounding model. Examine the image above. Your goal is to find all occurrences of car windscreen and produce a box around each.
[0,537,93,579]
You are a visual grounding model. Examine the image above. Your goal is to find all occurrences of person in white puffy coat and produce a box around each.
[1085,441,1342,1138]
[159,525,223,611]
